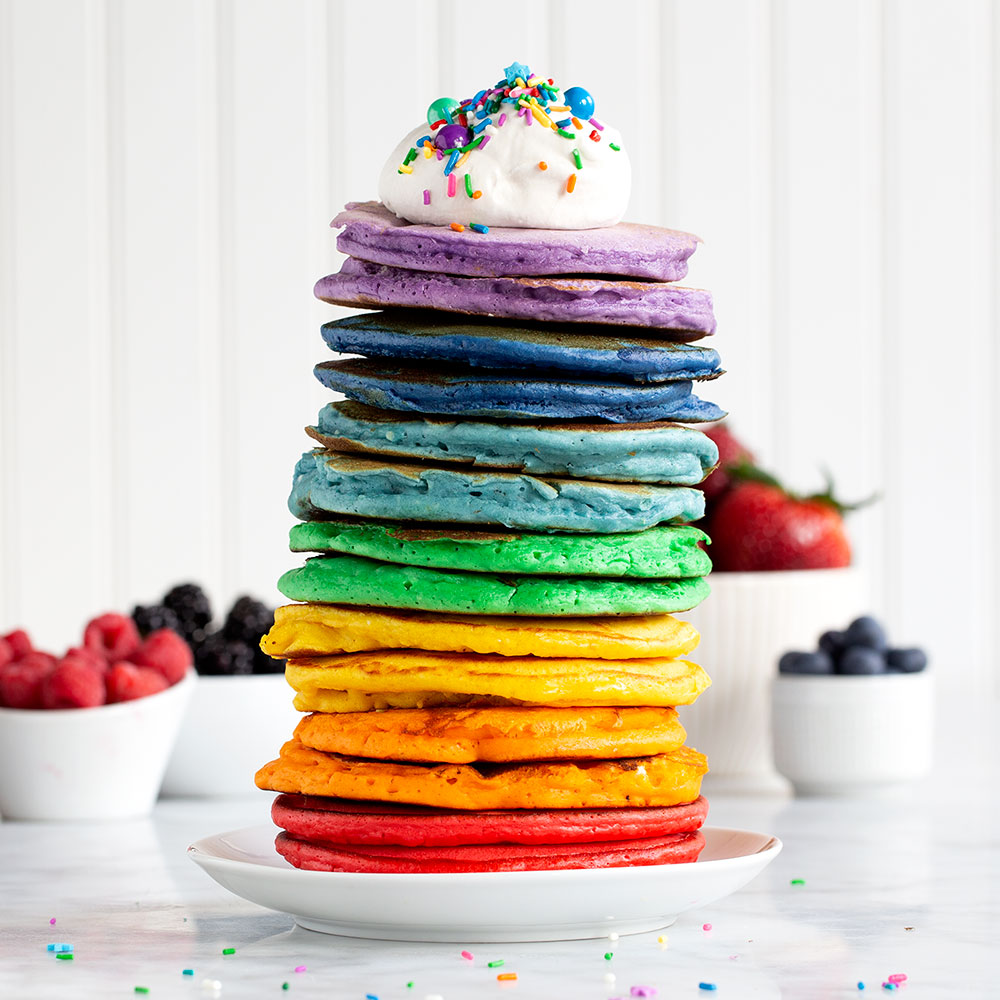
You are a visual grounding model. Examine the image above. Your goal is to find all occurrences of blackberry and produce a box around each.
[253,646,285,675]
[194,631,254,676]
[223,596,273,647]
[131,603,181,638]
[163,583,213,644]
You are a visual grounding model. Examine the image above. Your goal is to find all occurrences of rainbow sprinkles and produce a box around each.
[381,61,627,233]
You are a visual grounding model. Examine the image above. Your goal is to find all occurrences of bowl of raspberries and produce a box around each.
[0,614,194,821]
[137,583,299,798]
[772,615,932,796]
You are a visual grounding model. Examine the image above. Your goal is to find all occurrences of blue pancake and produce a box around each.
[313,359,725,424]
[289,451,705,533]
[320,312,722,384]
[307,401,719,485]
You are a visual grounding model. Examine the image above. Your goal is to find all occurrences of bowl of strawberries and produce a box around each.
[0,614,193,821]
[683,424,868,794]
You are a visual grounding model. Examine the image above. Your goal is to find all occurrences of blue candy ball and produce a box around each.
[564,86,595,120]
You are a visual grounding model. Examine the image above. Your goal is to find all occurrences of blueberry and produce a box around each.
[818,629,847,661]
[779,650,833,675]
[838,646,885,675]
[886,648,927,673]
[843,615,888,652]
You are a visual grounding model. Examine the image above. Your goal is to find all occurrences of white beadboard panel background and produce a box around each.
[1,0,997,698]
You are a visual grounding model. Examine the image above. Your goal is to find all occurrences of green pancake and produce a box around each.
[289,520,711,579]
[278,554,711,617]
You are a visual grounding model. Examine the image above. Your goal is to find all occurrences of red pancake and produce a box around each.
[271,793,708,847]
[275,829,706,873]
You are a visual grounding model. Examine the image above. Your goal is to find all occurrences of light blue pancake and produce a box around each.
[313,359,725,424]
[320,312,723,384]
[308,401,719,485]
[289,451,705,533]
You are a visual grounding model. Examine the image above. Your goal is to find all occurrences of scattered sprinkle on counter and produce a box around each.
[790,878,805,886]
[56,953,74,961]
[49,918,56,925]
[281,984,289,992]
[702,923,713,931]
[604,973,617,984]
[857,984,865,991]
[698,985,718,992]
[656,935,668,949]
[887,974,907,984]
[183,970,194,976]
[604,952,614,960]
[608,932,619,942]
[497,973,517,981]
[222,947,235,955]
[294,965,306,973]
[487,960,504,968]
[134,989,149,995]
[631,988,657,997]
[460,950,473,961]
[46,943,72,952]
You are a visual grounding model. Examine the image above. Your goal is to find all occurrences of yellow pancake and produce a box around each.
[263,604,700,660]
[255,738,708,810]
[293,706,687,763]
[285,651,711,713]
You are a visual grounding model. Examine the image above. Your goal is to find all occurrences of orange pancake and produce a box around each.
[293,706,687,763]
[255,738,708,810]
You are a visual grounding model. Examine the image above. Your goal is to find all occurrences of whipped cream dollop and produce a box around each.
[378,64,631,230]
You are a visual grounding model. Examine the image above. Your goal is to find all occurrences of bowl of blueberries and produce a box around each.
[132,584,299,798]
[771,615,932,796]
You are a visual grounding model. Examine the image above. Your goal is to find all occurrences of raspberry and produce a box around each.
[133,629,191,685]
[194,632,254,676]
[83,613,141,663]
[106,662,169,703]
[2,629,33,660]
[64,645,109,673]
[132,603,181,638]
[0,637,12,669]
[41,658,106,709]
[163,584,212,644]
[223,596,273,646]
[0,652,56,708]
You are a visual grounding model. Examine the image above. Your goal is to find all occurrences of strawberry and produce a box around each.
[700,423,755,505]
[708,468,866,571]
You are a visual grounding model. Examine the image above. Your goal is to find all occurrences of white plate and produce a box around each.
[188,825,781,942]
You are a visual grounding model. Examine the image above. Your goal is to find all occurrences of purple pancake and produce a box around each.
[334,201,702,281]
[314,258,716,335]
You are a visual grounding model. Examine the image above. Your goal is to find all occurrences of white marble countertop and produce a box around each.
[2,704,996,1000]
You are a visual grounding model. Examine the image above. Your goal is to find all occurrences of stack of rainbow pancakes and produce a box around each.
[256,63,725,874]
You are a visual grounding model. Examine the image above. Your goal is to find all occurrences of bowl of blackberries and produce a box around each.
[134,583,299,798]
[771,615,932,796]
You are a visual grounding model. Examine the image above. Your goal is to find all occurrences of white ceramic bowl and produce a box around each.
[0,670,194,821]
[161,673,301,798]
[682,567,863,793]
[772,670,933,795]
